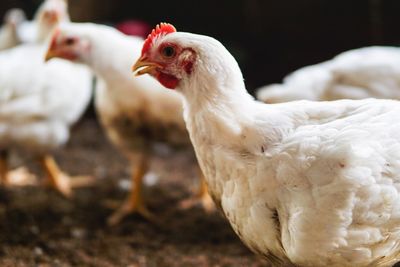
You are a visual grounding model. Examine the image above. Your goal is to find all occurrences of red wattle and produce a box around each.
[157,72,179,89]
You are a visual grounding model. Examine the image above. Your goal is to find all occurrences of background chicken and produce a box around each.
[134,23,400,267]
[256,46,400,103]
[0,8,26,50]
[0,0,93,196]
[0,0,68,51]
[45,22,214,225]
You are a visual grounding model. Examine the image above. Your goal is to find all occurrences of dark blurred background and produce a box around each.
[1,0,400,92]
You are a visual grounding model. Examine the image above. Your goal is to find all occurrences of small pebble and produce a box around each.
[71,227,87,239]
[34,246,43,256]
[30,225,40,235]
[118,179,132,191]
[144,172,159,186]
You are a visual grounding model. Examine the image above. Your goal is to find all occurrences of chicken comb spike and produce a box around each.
[141,22,176,56]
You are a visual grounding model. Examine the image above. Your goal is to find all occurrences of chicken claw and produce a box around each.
[107,192,155,226]
[40,155,95,197]
[107,155,155,226]
[0,151,37,187]
[4,167,38,187]
[179,176,215,213]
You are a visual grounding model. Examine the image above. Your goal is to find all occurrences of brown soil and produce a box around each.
[0,119,268,267]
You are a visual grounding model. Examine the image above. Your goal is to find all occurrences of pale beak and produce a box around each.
[44,49,57,62]
[44,30,60,62]
[132,57,161,76]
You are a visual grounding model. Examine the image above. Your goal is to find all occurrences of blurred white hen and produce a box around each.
[256,46,400,103]
[0,0,68,51]
[0,8,26,51]
[0,0,93,196]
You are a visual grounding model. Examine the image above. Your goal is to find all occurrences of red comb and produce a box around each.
[141,22,176,56]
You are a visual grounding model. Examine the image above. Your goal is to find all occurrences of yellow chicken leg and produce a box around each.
[196,176,215,212]
[107,154,154,226]
[40,155,94,197]
[179,169,215,212]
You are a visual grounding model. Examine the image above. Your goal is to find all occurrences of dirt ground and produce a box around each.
[0,118,268,267]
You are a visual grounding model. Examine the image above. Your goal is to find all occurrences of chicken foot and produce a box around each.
[40,154,94,197]
[107,154,154,226]
[179,169,215,213]
[0,150,37,187]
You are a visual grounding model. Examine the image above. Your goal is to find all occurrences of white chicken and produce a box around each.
[45,22,214,225]
[133,23,400,267]
[256,46,400,103]
[25,0,69,44]
[0,9,26,51]
[0,0,68,51]
[0,0,93,195]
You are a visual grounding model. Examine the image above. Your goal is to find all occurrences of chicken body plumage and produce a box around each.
[0,9,26,51]
[135,29,400,266]
[190,98,400,267]
[257,46,400,103]
[0,43,92,153]
[0,22,18,51]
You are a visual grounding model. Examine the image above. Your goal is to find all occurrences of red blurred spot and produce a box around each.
[115,20,151,39]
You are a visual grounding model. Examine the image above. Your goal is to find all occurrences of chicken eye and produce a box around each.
[161,46,176,58]
[65,37,75,46]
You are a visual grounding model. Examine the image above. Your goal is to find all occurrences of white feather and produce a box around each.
[0,9,26,51]
[0,42,92,153]
[256,46,400,103]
